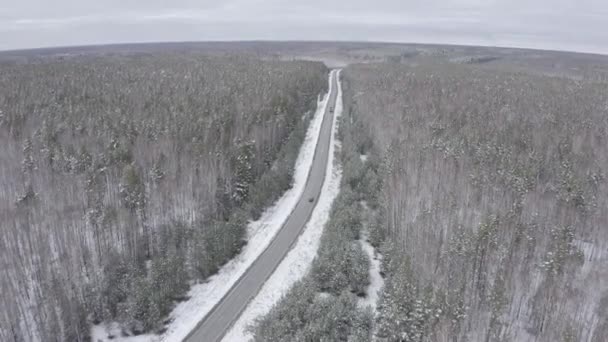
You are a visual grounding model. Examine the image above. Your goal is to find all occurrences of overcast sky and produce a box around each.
[1,0,607,54]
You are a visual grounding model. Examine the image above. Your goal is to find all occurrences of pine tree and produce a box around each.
[348,243,370,296]
[231,141,256,205]
[16,183,37,206]
[21,137,35,174]
[119,164,145,211]
[150,153,166,183]
[74,146,92,173]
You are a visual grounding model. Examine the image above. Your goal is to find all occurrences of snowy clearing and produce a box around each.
[91,71,334,342]
[357,201,384,311]
[357,229,384,311]
[223,70,344,342]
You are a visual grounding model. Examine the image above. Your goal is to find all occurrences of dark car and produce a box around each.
[329,106,334,113]
[308,197,314,203]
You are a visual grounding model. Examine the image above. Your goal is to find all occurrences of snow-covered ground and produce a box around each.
[91,71,334,342]
[92,323,156,342]
[223,70,344,342]
[357,200,384,311]
[357,229,384,310]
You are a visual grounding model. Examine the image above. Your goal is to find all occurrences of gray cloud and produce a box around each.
[0,0,607,54]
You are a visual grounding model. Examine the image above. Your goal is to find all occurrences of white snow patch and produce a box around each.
[91,324,156,342]
[357,229,384,311]
[91,71,335,342]
[223,70,344,342]
[317,292,332,300]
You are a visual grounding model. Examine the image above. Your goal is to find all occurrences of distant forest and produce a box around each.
[0,53,327,341]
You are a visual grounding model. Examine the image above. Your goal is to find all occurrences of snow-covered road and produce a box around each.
[92,70,335,342]
[223,69,344,342]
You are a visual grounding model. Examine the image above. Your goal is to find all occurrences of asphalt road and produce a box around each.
[183,69,340,342]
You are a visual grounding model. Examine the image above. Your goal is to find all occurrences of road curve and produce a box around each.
[183,69,340,342]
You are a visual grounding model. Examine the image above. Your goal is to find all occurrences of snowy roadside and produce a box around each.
[223,70,344,342]
[91,70,334,342]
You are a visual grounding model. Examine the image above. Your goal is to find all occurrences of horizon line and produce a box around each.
[1,39,607,58]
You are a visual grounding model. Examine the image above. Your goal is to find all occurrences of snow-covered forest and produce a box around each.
[0,53,328,341]
[339,62,608,341]
[252,59,608,341]
[2,42,608,342]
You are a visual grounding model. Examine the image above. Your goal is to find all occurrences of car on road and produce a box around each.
[308,197,314,203]
[329,106,334,113]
